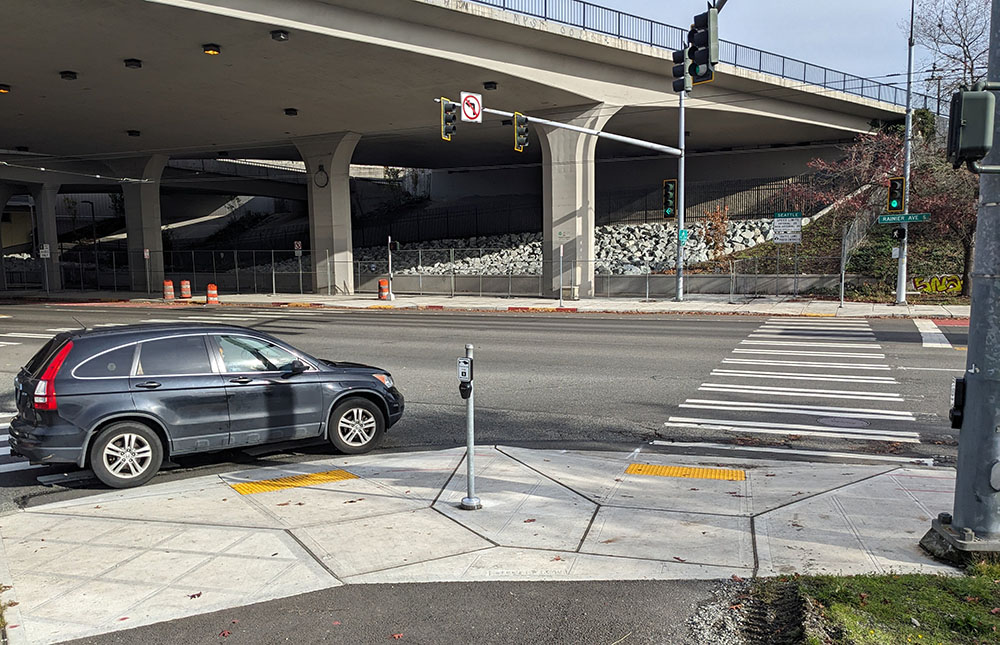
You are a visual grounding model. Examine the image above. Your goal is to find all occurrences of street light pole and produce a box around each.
[895,0,915,306]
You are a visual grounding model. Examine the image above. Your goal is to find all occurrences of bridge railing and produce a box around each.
[469,0,942,114]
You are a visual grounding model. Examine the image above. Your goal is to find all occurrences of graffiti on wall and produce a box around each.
[912,275,963,294]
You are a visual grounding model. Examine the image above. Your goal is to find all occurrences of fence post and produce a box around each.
[326,249,331,296]
[793,244,800,297]
[234,250,240,294]
[191,250,197,292]
[80,251,85,291]
[112,252,117,292]
[418,249,423,295]
[212,252,217,288]
[730,259,736,304]
[272,249,276,295]
[298,254,303,294]
[776,245,781,298]
[253,250,258,294]
[450,248,455,297]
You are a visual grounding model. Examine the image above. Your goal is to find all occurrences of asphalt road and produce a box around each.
[0,303,967,515]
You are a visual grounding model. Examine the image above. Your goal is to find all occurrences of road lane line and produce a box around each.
[897,366,964,372]
[732,349,886,359]
[710,369,897,384]
[651,441,934,466]
[46,328,77,332]
[723,358,891,370]
[665,416,920,442]
[914,319,952,349]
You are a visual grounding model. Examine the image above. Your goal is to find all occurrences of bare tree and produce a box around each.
[914,0,990,96]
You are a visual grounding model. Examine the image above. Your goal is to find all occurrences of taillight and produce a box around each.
[33,341,73,411]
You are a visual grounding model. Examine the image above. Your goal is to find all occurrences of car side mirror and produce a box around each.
[286,359,307,376]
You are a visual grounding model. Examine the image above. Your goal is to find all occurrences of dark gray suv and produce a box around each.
[9,324,404,488]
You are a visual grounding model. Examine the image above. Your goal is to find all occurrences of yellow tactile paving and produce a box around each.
[625,463,746,481]
[229,469,359,495]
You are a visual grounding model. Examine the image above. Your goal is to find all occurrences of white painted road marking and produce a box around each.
[741,340,883,349]
[652,441,934,466]
[722,358,891,370]
[665,416,920,442]
[680,399,914,420]
[699,383,902,401]
[0,332,54,339]
[914,319,952,349]
[710,369,897,384]
[732,348,886,359]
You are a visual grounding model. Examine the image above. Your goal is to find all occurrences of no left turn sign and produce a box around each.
[460,91,483,123]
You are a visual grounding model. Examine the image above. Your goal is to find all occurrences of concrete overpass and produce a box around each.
[0,0,923,295]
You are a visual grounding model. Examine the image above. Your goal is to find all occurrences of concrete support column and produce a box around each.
[295,133,361,295]
[537,104,617,299]
[0,183,18,290]
[30,184,62,291]
[113,155,168,292]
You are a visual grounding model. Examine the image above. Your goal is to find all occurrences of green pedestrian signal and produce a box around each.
[663,179,677,218]
[887,176,905,213]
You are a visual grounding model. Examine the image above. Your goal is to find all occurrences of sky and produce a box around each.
[599,0,933,91]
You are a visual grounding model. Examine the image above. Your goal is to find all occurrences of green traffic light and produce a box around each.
[890,200,899,208]
[665,208,673,215]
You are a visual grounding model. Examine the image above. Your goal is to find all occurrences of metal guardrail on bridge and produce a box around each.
[469,0,942,115]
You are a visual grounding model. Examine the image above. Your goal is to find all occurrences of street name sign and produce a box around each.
[773,211,803,244]
[878,213,931,224]
[678,229,690,246]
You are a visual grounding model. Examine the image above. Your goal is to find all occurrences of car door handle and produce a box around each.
[135,381,161,389]
[229,377,253,384]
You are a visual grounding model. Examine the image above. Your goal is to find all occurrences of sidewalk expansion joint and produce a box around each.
[283,529,345,585]
[495,445,602,507]
[576,506,602,554]
[749,465,901,520]
[344,546,497,580]
[749,515,760,578]
[429,499,501,548]
[23,508,281,532]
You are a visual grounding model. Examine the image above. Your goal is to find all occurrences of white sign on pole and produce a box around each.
[143,248,150,259]
[773,215,802,244]
[460,92,483,123]
[39,244,50,259]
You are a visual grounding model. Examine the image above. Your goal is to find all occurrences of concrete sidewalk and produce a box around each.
[0,290,971,318]
[0,446,957,644]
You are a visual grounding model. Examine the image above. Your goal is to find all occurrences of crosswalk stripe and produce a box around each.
[140,319,188,323]
[93,323,126,327]
[0,341,20,346]
[762,322,872,328]
[710,369,897,384]
[665,416,920,442]
[914,319,952,349]
[722,358,890,370]
[732,349,886,359]
[751,332,878,340]
[741,340,883,349]
[765,319,871,325]
[754,329,876,337]
[181,316,255,321]
[681,399,914,420]
[700,383,901,399]
[0,332,54,339]
[46,328,77,332]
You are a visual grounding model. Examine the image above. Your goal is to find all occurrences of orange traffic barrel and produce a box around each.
[378,279,389,300]
[206,283,219,304]
[179,280,192,299]
[162,280,175,300]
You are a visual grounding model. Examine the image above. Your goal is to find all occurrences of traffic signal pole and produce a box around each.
[895,0,915,305]
[676,90,686,301]
[921,0,1000,563]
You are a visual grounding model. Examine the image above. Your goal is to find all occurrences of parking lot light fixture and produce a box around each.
[202,43,221,56]
[0,84,10,93]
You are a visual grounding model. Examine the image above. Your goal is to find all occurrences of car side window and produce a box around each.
[137,336,213,376]
[216,335,298,373]
[75,345,136,378]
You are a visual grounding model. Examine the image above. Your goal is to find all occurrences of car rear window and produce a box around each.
[137,336,213,376]
[24,336,64,377]
[75,345,136,378]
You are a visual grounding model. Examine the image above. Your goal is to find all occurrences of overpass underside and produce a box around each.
[0,0,904,297]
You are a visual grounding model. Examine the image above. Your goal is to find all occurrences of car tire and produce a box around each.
[89,421,163,488]
[328,397,385,454]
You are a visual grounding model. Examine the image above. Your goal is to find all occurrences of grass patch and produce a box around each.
[792,563,1000,644]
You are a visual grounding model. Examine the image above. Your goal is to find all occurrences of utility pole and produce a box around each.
[896,0,916,305]
[921,0,1000,562]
